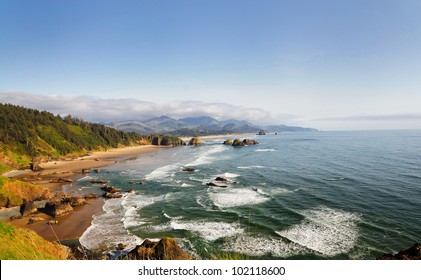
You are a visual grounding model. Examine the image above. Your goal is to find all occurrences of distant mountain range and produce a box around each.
[108,116,317,136]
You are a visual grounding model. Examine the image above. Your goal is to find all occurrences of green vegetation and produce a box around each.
[0,175,49,207]
[0,103,183,170]
[0,222,69,260]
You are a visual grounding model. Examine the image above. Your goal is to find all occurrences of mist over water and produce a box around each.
[79,130,421,259]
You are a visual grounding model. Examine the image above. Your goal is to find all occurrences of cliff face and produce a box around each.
[0,222,69,260]
[0,176,50,208]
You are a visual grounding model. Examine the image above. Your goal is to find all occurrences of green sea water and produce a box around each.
[77,130,421,259]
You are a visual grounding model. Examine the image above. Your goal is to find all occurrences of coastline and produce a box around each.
[3,145,169,243]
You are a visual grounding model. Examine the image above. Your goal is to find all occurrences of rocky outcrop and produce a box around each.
[100,185,122,193]
[49,178,74,183]
[232,138,259,147]
[377,243,421,260]
[89,179,109,184]
[188,137,204,145]
[232,139,245,147]
[206,182,228,188]
[103,192,123,199]
[182,168,195,172]
[257,129,267,135]
[223,139,233,145]
[19,200,38,217]
[84,193,99,199]
[43,201,73,218]
[215,177,228,182]
[243,139,259,145]
[68,197,87,207]
[127,238,192,260]
[28,217,45,224]
[153,136,184,146]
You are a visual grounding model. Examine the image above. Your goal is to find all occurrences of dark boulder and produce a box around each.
[377,243,421,260]
[215,177,228,182]
[152,136,161,146]
[182,168,195,172]
[20,200,38,217]
[43,201,73,218]
[232,139,246,147]
[89,179,109,184]
[257,130,267,135]
[243,139,259,145]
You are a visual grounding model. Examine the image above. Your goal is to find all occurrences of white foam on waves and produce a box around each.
[79,195,141,251]
[185,146,228,166]
[145,164,179,181]
[255,149,277,152]
[121,193,165,228]
[276,206,361,256]
[209,188,270,208]
[219,172,240,178]
[170,220,243,242]
[79,193,165,251]
[224,236,309,257]
[237,165,265,169]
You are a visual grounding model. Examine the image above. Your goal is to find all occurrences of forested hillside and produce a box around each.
[0,103,154,170]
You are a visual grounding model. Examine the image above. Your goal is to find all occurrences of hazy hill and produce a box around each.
[110,115,317,136]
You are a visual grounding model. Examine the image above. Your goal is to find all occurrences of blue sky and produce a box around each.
[1,0,421,130]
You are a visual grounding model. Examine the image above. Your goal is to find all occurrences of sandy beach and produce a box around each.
[3,145,168,243]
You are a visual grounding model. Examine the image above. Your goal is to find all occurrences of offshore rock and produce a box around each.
[377,243,421,260]
[223,139,233,145]
[215,177,228,182]
[188,137,204,145]
[127,237,192,260]
[100,185,122,193]
[243,139,259,145]
[232,139,246,147]
[182,168,195,172]
[89,179,109,184]
[103,192,123,199]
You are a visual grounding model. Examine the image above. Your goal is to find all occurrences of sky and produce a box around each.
[1,0,421,130]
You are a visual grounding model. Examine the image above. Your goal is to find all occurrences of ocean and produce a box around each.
[77,130,421,259]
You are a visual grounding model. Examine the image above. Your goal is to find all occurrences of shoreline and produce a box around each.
[3,145,169,243]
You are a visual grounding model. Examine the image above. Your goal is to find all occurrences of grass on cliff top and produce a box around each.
[0,176,49,207]
[0,222,68,260]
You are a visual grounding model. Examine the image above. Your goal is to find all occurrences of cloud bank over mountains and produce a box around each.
[0,91,293,124]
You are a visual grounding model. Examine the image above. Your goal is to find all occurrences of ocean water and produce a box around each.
[78,130,421,259]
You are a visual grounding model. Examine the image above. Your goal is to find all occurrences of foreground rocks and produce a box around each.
[377,243,421,260]
[43,201,73,218]
[126,238,192,260]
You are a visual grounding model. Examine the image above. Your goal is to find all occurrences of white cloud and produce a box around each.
[0,91,297,124]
